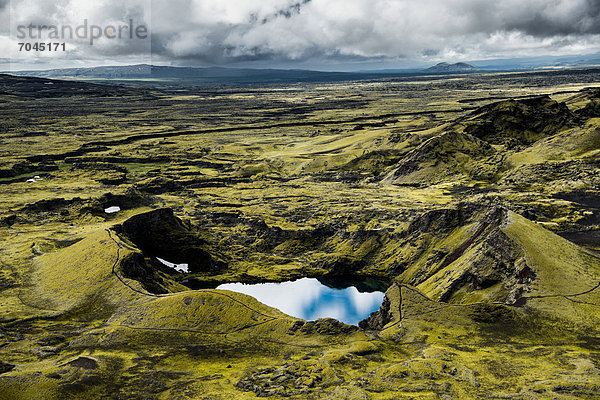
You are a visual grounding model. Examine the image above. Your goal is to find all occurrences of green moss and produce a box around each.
[3,73,600,398]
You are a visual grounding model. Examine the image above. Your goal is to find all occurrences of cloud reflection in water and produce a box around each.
[217,278,385,326]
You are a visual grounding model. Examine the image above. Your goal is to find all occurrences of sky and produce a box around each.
[2,0,600,71]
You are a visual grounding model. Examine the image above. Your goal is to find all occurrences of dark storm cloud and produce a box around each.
[148,0,600,64]
[3,0,600,68]
[501,0,600,36]
[263,0,312,23]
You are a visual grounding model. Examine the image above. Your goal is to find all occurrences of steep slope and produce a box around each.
[387,204,600,328]
[27,229,186,316]
[383,131,498,185]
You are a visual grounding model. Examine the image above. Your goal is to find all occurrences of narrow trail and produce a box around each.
[519,280,600,306]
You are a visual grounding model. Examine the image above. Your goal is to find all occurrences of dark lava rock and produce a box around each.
[318,275,388,293]
[575,98,600,119]
[96,190,153,211]
[405,203,486,236]
[133,177,181,194]
[119,252,169,294]
[0,214,19,227]
[0,162,34,179]
[20,197,83,213]
[235,364,319,397]
[0,161,56,178]
[359,294,392,331]
[315,257,365,276]
[37,334,66,346]
[288,320,305,333]
[0,362,15,374]
[66,357,99,370]
[0,74,144,99]
[300,318,358,335]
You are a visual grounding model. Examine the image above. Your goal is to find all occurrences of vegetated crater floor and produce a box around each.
[1,69,600,399]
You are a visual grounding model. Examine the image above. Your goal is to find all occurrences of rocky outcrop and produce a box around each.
[462,96,576,147]
[0,161,57,178]
[118,252,169,294]
[132,177,182,194]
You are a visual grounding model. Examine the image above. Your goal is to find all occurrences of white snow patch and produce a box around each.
[26,176,43,183]
[104,206,121,214]
[156,257,189,273]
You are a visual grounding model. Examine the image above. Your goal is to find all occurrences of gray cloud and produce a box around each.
[3,0,600,69]
[502,0,600,36]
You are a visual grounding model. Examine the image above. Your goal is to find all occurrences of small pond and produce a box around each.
[217,277,386,326]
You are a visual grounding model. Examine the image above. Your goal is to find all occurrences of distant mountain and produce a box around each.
[11,64,330,79]
[424,62,479,74]
[6,64,375,85]
[470,52,600,71]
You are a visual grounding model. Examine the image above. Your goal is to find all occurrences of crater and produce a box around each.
[114,208,225,273]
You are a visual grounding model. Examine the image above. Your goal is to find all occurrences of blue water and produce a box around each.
[216,278,385,325]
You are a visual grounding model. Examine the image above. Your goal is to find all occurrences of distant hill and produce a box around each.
[424,62,479,74]
[6,64,375,85]
[7,63,486,87]
[10,64,340,79]
[0,73,144,98]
